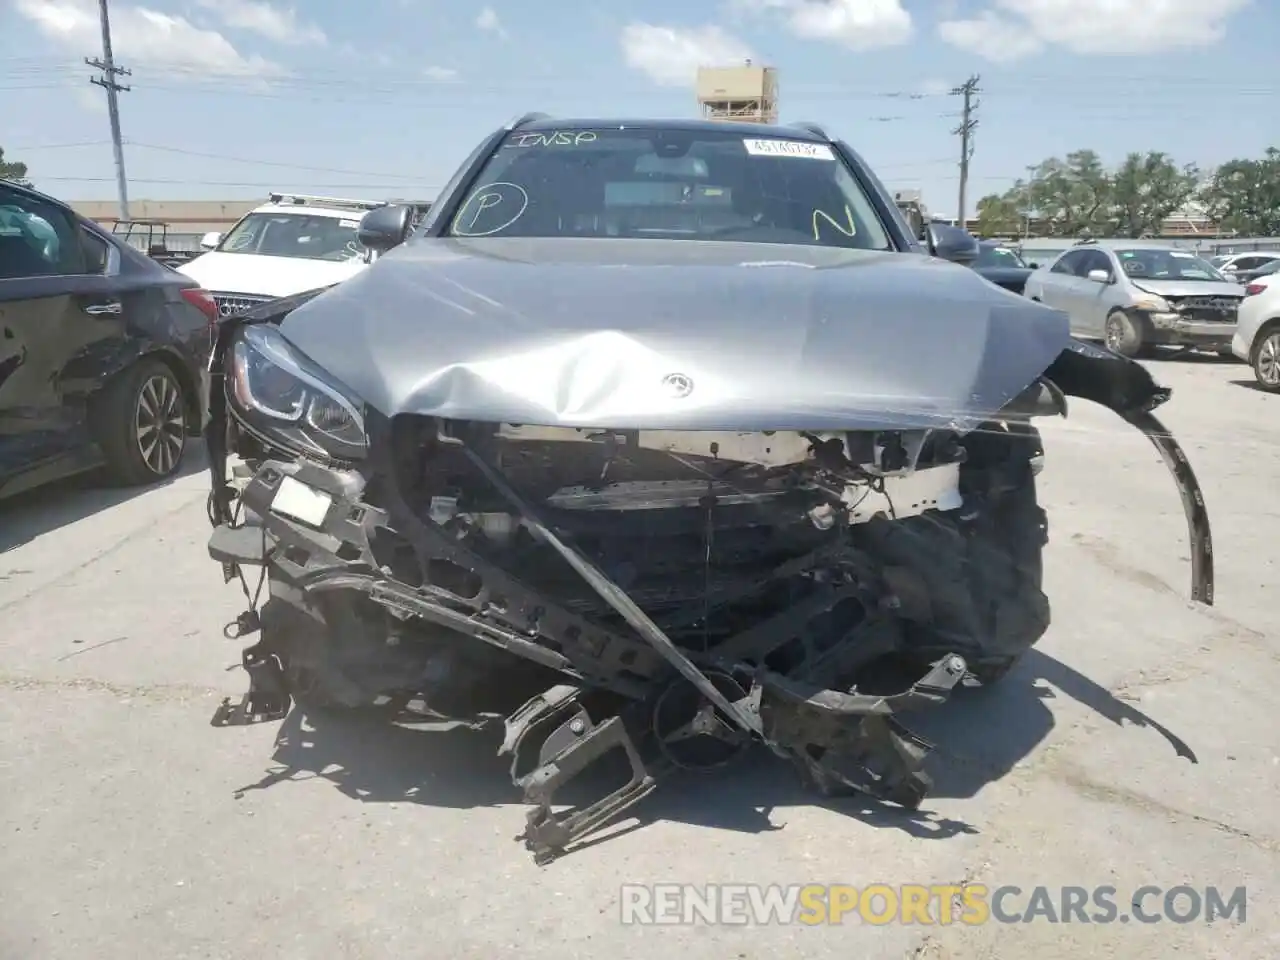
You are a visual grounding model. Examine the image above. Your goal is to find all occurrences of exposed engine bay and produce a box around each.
[205,309,1214,865]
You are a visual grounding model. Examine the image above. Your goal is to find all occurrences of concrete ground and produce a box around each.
[1,354,1276,960]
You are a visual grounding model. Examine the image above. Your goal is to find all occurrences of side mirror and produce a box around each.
[358,204,413,253]
[1027,261,1040,269]
[1087,269,1112,284]
[927,223,980,264]
[200,231,222,251]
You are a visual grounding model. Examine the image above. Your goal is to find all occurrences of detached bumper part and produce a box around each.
[210,641,292,727]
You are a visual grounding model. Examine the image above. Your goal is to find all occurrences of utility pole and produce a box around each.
[86,0,131,221]
[951,75,980,229]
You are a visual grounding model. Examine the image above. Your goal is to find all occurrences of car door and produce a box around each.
[1036,250,1090,333]
[1074,249,1117,337]
[0,185,122,488]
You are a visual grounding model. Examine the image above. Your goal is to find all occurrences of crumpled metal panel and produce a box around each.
[277,236,1072,433]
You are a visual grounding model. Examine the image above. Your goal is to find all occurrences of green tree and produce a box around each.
[0,146,31,187]
[1029,150,1111,236]
[1106,152,1200,237]
[974,190,1025,236]
[1200,147,1280,236]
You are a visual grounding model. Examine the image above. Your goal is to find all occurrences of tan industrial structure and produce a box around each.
[696,62,778,124]
[70,198,257,237]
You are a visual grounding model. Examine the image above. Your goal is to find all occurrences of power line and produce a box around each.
[951,74,980,227]
[7,141,113,151]
[33,176,443,189]
[122,142,427,180]
[85,0,130,220]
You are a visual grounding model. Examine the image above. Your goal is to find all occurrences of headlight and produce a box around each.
[1134,296,1172,313]
[226,324,367,460]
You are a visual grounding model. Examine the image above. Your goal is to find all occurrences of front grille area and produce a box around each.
[1174,295,1241,324]
[211,292,274,319]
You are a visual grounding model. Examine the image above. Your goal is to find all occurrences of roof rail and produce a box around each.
[1073,237,1098,245]
[505,112,550,130]
[267,193,387,211]
[789,121,832,141]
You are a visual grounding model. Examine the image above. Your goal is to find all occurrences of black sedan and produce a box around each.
[971,240,1034,293]
[1,180,218,500]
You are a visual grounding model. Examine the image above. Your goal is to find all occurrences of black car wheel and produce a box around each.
[98,357,188,485]
[1253,329,1280,392]
[1104,309,1146,358]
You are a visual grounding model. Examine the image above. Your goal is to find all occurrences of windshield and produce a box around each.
[974,244,1025,268]
[1116,249,1225,281]
[1253,259,1280,277]
[218,212,368,262]
[445,127,892,249]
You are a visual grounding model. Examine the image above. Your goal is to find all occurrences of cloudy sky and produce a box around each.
[1,0,1273,216]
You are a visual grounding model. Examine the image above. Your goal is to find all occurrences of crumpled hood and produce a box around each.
[178,250,368,298]
[277,237,1073,432]
[1132,278,1246,299]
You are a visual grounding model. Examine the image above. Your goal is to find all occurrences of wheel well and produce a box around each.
[1249,318,1280,364]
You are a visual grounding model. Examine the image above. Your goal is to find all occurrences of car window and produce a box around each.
[0,187,84,279]
[446,127,892,250]
[1254,259,1280,278]
[1050,250,1086,275]
[1115,248,1225,281]
[1079,250,1112,276]
[80,227,110,275]
[418,137,496,235]
[1233,256,1264,270]
[218,212,369,262]
[974,244,1026,268]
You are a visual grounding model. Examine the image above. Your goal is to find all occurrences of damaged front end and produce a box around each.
[204,307,1213,864]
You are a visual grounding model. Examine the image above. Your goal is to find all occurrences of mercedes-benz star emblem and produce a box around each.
[661,372,694,398]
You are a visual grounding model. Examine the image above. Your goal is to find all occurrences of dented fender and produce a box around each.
[1045,339,1213,605]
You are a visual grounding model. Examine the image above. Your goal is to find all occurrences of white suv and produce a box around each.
[178,193,390,319]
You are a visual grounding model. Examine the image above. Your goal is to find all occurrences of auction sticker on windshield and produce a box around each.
[743,139,835,160]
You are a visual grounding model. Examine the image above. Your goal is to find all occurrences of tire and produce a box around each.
[1252,327,1280,392]
[1104,309,1147,358]
[96,357,189,486]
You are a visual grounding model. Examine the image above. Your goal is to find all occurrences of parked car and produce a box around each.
[971,239,1033,293]
[201,114,1214,864]
[1232,279,1280,390]
[1209,251,1280,279]
[1235,257,1280,289]
[0,179,217,500]
[177,193,399,321]
[1023,239,1245,357]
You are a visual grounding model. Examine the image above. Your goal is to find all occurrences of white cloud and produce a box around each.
[939,0,1250,61]
[195,0,327,46]
[937,11,1042,62]
[14,0,283,77]
[476,6,506,37]
[734,0,911,49]
[422,65,460,82]
[620,23,754,87]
